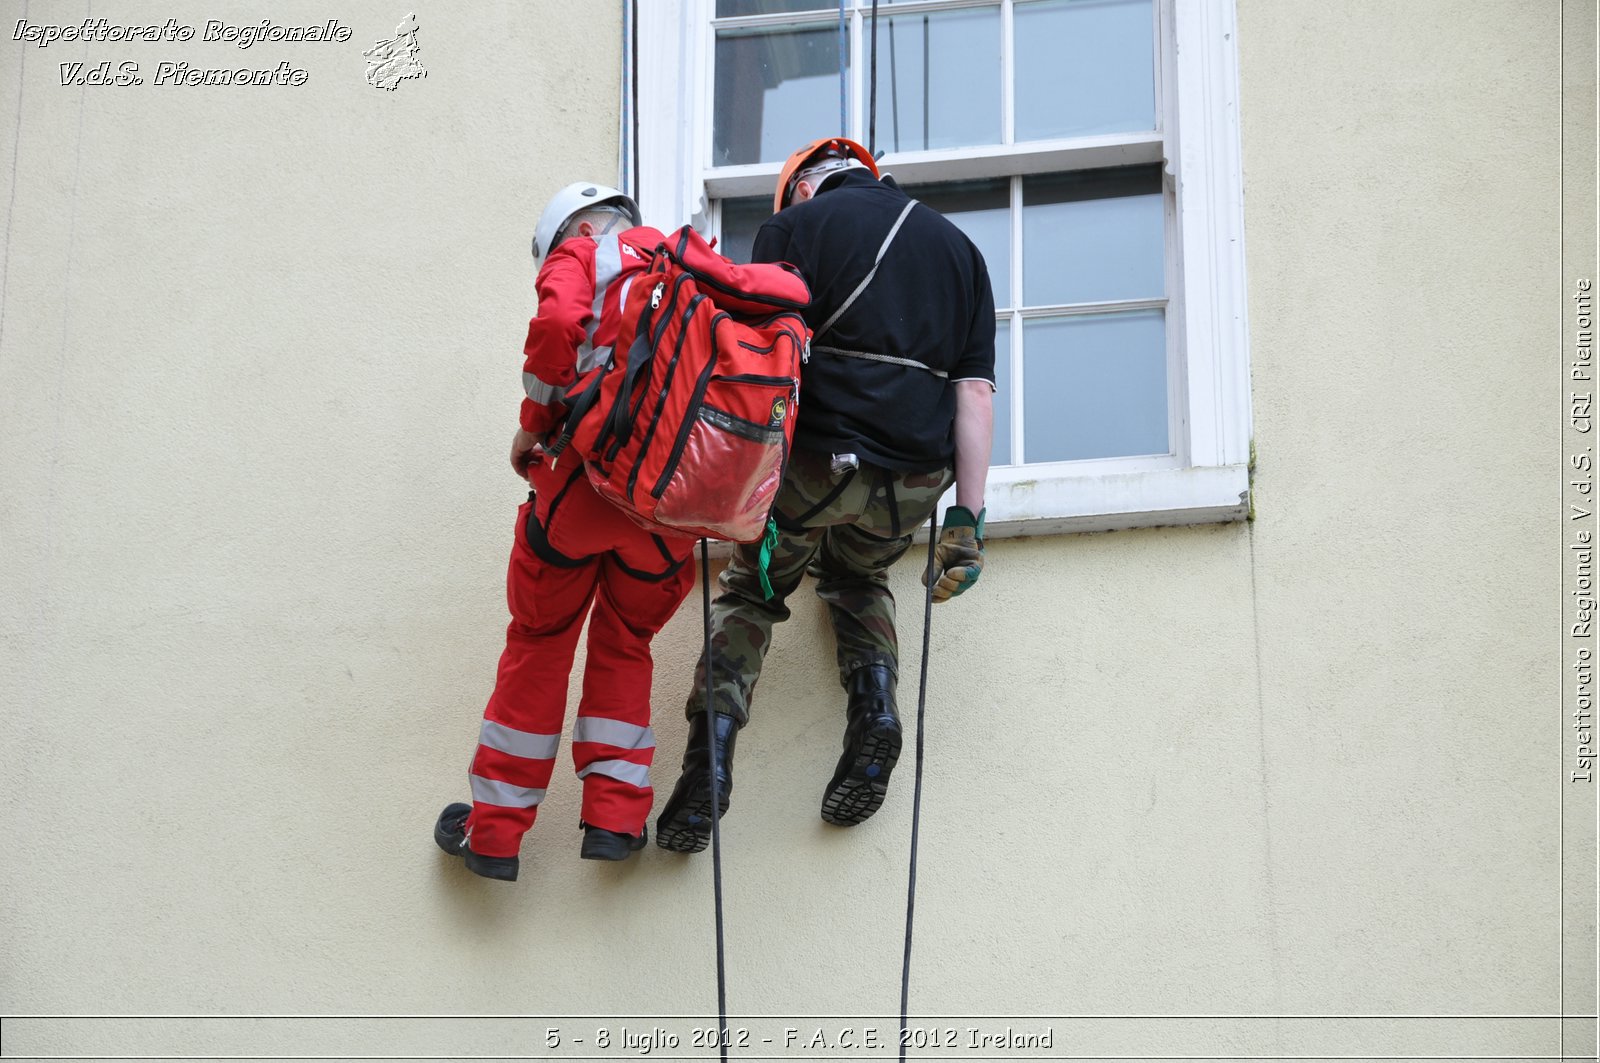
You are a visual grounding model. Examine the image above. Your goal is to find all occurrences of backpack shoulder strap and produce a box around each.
[812,197,917,342]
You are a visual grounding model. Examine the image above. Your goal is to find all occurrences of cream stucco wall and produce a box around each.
[2,1,1593,1060]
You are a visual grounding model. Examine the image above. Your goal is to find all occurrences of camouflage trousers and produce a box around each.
[685,448,954,726]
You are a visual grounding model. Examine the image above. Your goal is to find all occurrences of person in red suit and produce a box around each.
[434,182,696,880]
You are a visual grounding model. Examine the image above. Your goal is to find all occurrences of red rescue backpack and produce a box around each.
[546,225,811,544]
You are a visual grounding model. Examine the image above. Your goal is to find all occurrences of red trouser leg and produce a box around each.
[465,498,598,858]
[572,554,695,833]
[530,468,697,836]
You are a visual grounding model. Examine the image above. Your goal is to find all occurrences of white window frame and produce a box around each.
[632,0,1251,538]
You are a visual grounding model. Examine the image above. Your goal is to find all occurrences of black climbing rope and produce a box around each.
[701,538,730,1062]
[899,512,938,1060]
[838,0,849,137]
[868,0,881,155]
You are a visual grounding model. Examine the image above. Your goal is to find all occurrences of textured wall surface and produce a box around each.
[0,0,1586,1058]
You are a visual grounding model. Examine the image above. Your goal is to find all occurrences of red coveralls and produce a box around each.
[465,225,696,857]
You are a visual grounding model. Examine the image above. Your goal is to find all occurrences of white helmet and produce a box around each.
[531,181,642,261]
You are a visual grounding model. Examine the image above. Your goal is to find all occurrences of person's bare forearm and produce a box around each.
[952,380,993,513]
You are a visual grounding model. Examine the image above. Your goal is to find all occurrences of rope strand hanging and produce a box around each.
[855,6,938,1052]
[838,0,849,137]
[899,513,937,1060]
[701,538,730,1063]
[868,0,880,155]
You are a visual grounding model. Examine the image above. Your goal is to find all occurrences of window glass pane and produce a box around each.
[717,0,833,15]
[1022,310,1167,461]
[910,178,1010,309]
[872,7,1001,153]
[1022,166,1162,306]
[992,318,1013,466]
[719,196,772,264]
[1015,0,1155,140]
[714,26,850,166]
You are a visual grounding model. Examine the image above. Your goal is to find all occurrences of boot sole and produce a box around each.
[820,723,902,827]
[655,780,730,854]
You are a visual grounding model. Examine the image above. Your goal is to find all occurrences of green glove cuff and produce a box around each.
[943,505,986,539]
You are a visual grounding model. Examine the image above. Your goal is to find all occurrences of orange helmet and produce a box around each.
[773,137,879,213]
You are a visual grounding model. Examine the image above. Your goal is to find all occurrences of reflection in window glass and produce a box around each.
[714,27,849,166]
[719,196,772,264]
[992,319,1013,466]
[717,0,833,15]
[872,7,1001,153]
[1015,0,1155,140]
[1023,166,1163,306]
[911,178,1010,309]
[1023,310,1167,461]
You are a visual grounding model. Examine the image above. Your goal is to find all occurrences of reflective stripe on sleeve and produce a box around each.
[572,717,656,751]
[477,719,561,761]
[523,370,568,406]
[592,234,624,311]
[577,342,611,376]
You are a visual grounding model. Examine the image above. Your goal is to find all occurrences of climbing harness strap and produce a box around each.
[813,198,917,342]
[809,345,948,379]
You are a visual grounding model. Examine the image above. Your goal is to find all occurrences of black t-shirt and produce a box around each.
[751,168,997,472]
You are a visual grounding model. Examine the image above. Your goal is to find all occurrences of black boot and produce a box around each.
[434,802,519,881]
[580,823,648,861]
[655,712,739,853]
[820,664,902,827]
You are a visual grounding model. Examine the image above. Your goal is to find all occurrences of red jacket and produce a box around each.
[519,226,667,436]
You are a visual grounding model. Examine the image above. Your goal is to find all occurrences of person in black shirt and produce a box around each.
[656,138,995,852]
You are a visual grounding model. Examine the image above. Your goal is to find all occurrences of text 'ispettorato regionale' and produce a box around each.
[14,18,356,87]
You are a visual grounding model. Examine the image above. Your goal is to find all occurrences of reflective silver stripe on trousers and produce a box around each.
[576,759,652,790]
[477,719,561,760]
[522,370,568,406]
[814,198,918,341]
[572,717,656,750]
[469,773,547,808]
[810,345,949,378]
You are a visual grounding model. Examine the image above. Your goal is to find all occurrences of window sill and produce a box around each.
[703,463,1249,558]
[702,133,1167,200]
[969,462,1250,539]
